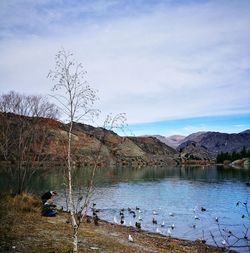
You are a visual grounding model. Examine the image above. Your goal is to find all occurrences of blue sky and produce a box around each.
[127,114,250,136]
[0,0,250,136]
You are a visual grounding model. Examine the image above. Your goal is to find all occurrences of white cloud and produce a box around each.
[0,0,249,125]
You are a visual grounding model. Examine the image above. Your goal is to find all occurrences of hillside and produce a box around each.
[0,112,178,168]
[178,131,250,156]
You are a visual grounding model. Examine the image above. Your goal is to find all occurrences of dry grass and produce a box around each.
[7,192,41,212]
[0,193,229,253]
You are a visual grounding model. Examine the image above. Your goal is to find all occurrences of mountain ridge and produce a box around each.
[0,112,179,168]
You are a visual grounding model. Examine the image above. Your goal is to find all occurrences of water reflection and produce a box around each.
[0,165,250,194]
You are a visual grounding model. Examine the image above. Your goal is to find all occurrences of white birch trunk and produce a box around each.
[68,121,78,253]
[73,229,78,253]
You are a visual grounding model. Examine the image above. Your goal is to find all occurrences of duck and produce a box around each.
[169,212,174,217]
[201,207,206,212]
[128,234,134,242]
[93,214,99,226]
[135,222,141,229]
[113,216,118,224]
[167,228,172,236]
[152,217,157,224]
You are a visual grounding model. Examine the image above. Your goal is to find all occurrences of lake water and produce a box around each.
[1,165,250,252]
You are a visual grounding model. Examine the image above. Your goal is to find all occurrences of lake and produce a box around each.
[1,165,250,252]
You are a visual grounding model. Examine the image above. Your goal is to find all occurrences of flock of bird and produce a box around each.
[91,203,226,245]
[91,203,229,246]
[110,205,213,242]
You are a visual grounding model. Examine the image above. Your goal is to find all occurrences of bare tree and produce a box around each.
[48,49,99,253]
[0,91,59,194]
[48,49,127,253]
[0,91,59,118]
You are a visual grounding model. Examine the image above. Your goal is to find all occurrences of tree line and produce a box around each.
[216,147,250,163]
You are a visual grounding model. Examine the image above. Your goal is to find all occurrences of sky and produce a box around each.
[0,0,250,136]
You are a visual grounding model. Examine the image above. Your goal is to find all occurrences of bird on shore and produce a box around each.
[138,216,143,221]
[152,217,157,224]
[93,214,99,226]
[128,234,134,242]
[161,221,165,227]
[113,216,118,224]
[171,224,175,230]
[135,222,141,229]
[156,227,161,233]
[120,218,125,225]
[153,210,158,215]
[86,216,91,223]
[194,215,200,220]
[215,217,219,222]
[169,212,174,217]
[167,228,172,236]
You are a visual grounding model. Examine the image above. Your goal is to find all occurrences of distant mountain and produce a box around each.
[161,135,186,148]
[181,131,207,143]
[241,129,250,134]
[146,135,186,149]
[177,130,250,156]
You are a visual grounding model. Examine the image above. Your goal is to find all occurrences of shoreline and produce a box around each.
[0,195,230,253]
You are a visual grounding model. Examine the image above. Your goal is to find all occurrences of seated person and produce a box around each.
[42,198,57,217]
[41,191,57,204]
